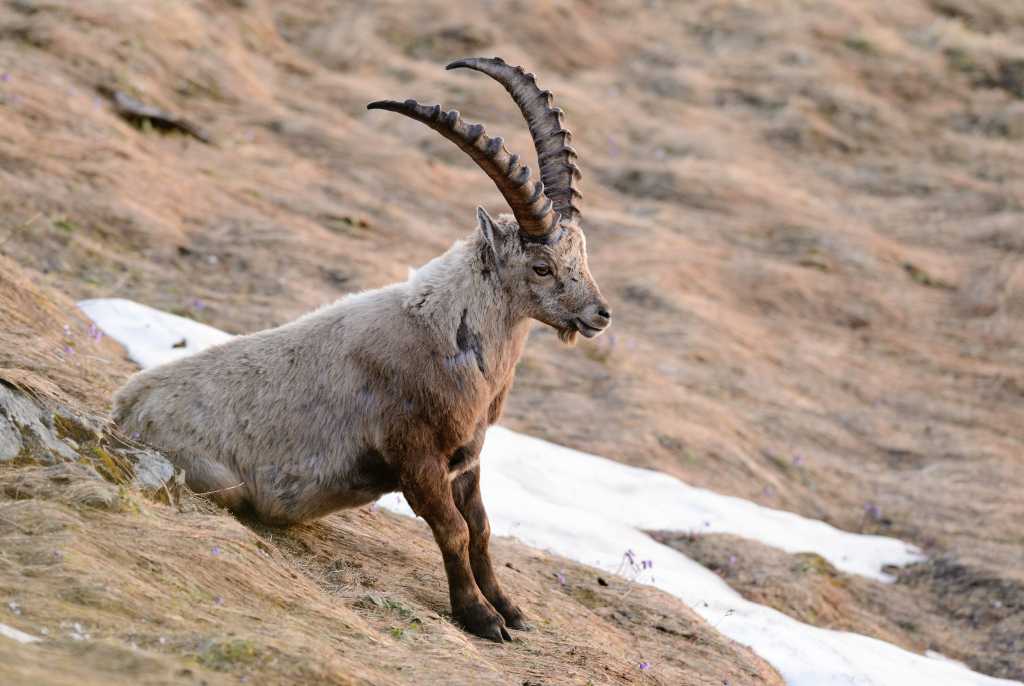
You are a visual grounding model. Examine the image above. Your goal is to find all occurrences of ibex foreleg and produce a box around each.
[400,456,511,642]
[452,464,529,630]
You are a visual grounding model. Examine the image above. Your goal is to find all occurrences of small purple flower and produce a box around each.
[1,73,9,83]
[607,135,620,158]
[793,455,804,467]
[131,432,140,440]
[727,555,737,567]
[762,485,775,498]
[211,546,221,557]
[63,324,71,336]
[213,596,224,606]
[88,323,103,342]
[639,661,651,671]
[641,559,653,570]
[62,344,74,355]
[864,502,882,521]
[190,298,206,311]
[624,549,636,565]
[555,571,566,585]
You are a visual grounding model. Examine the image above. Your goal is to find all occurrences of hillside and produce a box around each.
[1,259,782,685]
[1,0,1022,683]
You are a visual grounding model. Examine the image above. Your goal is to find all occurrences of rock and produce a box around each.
[126,448,176,492]
[0,383,40,427]
[0,415,21,461]
[0,384,77,463]
[0,384,175,494]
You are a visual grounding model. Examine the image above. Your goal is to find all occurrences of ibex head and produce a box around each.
[368,57,611,344]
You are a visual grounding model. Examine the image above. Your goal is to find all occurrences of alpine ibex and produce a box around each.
[112,57,611,642]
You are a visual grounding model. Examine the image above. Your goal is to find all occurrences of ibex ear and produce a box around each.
[476,206,508,264]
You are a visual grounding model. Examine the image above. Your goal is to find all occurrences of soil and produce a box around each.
[1,0,1022,682]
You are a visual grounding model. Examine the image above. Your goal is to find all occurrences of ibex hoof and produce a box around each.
[505,615,532,631]
[456,603,511,643]
[500,605,532,631]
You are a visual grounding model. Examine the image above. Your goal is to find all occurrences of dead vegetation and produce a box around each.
[0,271,782,686]
[0,255,135,413]
[1,0,1023,682]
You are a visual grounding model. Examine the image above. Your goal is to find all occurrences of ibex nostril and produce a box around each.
[597,307,611,320]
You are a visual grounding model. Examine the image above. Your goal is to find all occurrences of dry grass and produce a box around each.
[0,258,779,685]
[1,0,1023,681]
[0,255,135,413]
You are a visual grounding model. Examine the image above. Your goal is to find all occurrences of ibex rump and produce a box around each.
[113,57,610,642]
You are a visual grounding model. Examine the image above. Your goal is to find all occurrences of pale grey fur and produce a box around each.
[113,212,610,524]
[115,58,612,642]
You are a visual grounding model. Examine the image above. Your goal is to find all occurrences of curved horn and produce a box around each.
[447,57,582,224]
[367,99,558,239]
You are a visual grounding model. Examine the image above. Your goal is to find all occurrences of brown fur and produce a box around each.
[113,210,609,641]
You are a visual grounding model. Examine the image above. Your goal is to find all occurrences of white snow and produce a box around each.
[0,623,40,644]
[488,429,921,581]
[80,298,1021,686]
[78,298,232,369]
[928,651,972,669]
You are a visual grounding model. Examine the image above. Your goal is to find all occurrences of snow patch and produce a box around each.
[0,623,40,644]
[78,298,231,369]
[498,429,919,581]
[81,298,1021,686]
[928,650,971,669]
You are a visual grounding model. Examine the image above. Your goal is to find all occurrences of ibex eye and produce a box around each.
[533,265,552,277]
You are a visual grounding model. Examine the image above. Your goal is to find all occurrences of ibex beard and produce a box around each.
[113,57,611,643]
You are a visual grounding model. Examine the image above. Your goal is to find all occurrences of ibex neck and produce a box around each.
[405,236,530,382]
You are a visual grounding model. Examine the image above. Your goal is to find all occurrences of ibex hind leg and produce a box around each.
[179,456,250,512]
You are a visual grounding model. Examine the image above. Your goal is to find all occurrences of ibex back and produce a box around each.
[113,57,611,642]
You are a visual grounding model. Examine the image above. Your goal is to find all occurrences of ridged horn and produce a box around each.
[367,99,558,239]
[447,57,582,224]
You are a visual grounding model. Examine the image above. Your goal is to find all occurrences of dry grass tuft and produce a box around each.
[1,464,122,511]
[0,255,135,414]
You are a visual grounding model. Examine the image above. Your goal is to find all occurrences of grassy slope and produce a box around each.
[0,258,779,685]
[0,0,1022,680]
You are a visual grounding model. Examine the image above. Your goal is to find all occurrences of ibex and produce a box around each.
[112,57,610,642]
